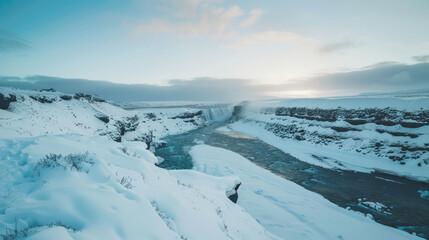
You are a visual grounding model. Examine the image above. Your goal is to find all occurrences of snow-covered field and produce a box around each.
[191,144,421,240]
[229,97,429,181]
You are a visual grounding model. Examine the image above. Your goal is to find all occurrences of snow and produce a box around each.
[358,199,391,214]
[418,190,429,200]
[0,87,276,239]
[0,135,276,240]
[26,226,75,240]
[1,86,426,239]
[215,126,233,132]
[190,144,421,240]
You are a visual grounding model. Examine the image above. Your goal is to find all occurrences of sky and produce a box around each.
[1,0,429,99]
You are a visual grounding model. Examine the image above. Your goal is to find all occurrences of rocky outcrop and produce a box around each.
[226,182,241,203]
[232,101,249,117]
[29,95,56,103]
[73,93,105,103]
[39,88,56,92]
[273,107,429,128]
[171,110,203,119]
[60,95,73,101]
[110,115,141,142]
[95,113,110,123]
[0,93,17,110]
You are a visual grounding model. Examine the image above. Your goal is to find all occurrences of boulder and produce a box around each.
[0,93,17,110]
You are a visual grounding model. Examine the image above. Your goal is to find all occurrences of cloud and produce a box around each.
[412,54,429,62]
[319,40,360,54]
[3,62,426,100]
[361,61,401,69]
[240,8,263,27]
[134,5,243,38]
[0,76,260,102]
[170,0,220,18]
[133,1,316,51]
[223,31,316,49]
[271,62,429,96]
[0,28,29,52]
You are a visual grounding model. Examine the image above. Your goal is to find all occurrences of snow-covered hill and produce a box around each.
[0,87,222,143]
[0,87,276,240]
[229,97,429,181]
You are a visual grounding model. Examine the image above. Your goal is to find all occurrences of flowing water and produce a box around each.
[156,122,429,238]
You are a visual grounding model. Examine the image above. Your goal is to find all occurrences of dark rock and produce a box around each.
[232,101,249,116]
[375,129,419,138]
[229,101,250,122]
[172,110,203,119]
[95,113,110,123]
[399,122,425,128]
[113,115,140,142]
[272,107,429,126]
[92,96,106,103]
[345,119,368,125]
[0,93,17,109]
[227,183,241,203]
[374,120,397,127]
[74,93,106,103]
[39,88,56,92]
[331,126,361,132]
[146,113,157,119]
[401,146,428,152]
[29,95,56,103]
[60,95,73,101]
[295,135,304,141]
[388,155,404,161]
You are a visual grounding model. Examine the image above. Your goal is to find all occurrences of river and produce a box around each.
[155,122,429,238]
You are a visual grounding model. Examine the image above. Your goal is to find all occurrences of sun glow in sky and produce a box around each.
[1,0,429,98]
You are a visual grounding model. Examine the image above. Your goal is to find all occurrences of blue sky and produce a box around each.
[1,0,429,97]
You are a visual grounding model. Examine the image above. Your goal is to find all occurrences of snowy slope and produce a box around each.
[229,97,429,181]
[191,145,421,240]
[0,135,277,240]
[0,86,213,143]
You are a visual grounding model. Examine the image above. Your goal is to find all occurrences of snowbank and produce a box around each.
[190,144,421,240]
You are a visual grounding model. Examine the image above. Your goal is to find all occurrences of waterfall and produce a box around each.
[202,107,233,122]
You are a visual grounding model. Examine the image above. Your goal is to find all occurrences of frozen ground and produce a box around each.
[191,144,422,240]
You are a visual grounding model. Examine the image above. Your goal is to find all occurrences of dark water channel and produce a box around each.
[156,123,429,238]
